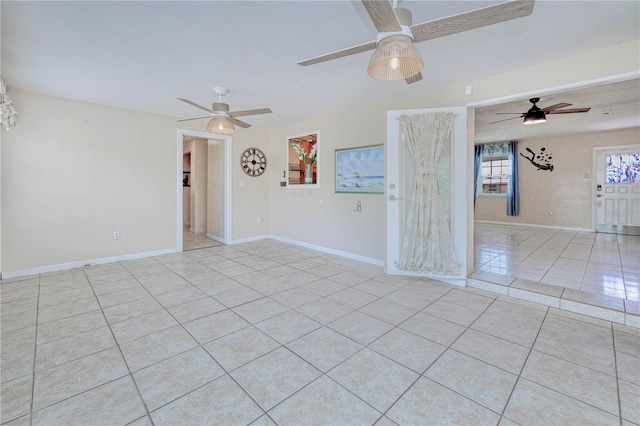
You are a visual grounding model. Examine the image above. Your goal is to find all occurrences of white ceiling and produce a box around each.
[474,77,640,143]
[2,1,639,137]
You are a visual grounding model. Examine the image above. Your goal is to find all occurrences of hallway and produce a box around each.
[183,227,222,251]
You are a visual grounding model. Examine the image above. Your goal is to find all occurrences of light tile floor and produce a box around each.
[1,239,639,425]
[183,227,222,251]
[474,222,640,301]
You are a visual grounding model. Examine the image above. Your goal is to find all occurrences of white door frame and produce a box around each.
[385,106,470,285]
[176,128,232,252]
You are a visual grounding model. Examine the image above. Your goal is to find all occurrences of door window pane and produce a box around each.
[606,153,640,183]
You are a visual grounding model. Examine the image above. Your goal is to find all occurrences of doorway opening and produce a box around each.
[176,129,232,253]
[384,107,470,286]
[468,72,639,298]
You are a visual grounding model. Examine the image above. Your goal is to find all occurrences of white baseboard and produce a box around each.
[267,235,384,267]
[206,234,225,244]
[474,220,591,233]
[1,248,178,280]
[229,234,271,245]
[192,228,206,234]
[2,236,378,280]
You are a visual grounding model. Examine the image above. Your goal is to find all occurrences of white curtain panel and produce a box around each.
[397,112,459,275]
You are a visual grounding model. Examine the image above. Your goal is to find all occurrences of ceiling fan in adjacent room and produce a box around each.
[175,87,272,134]
[490,97,592,125]
[297,0,535,84]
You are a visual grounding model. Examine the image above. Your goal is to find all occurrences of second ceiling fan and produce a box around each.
[490,97,591,125]
[176,87,272,134]
[298,0,535,84]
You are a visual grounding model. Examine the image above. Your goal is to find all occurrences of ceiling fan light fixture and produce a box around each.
[367,34,423,81]
[523,109,547,125]
[207,116,235,134]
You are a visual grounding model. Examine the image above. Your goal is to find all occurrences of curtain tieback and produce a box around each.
[417,166,436,175]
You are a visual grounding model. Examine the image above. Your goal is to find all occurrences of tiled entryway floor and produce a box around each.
[2,239,639,425]
[183,227,222,251]
[474,222,640,301]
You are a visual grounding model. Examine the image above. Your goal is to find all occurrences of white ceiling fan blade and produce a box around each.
[411,0,535,44]
[405,72,423,85]
[229,117,251,129]
[298,40,378,66]
[177,97,213,113]
[174,115,211,122]
[228,108,272,118]
[362,0,401,32]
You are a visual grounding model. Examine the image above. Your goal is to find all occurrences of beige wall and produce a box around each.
[475,127,640,229]
[266,42,639,261]
[207,138,225,239]
[268,113,386,261]
[229,129,270,241]
[1,91,184,271]
[1,40,638,275]
[192,138,208,233]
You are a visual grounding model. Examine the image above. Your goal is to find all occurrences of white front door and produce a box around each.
[594,145,640,235]
[385,107,471,283]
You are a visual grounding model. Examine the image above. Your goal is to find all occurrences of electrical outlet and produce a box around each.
[258,218,263,224]
[113,231,120,240]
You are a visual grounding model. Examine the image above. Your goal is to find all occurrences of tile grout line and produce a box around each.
[496,305,550,424]
[509,309,626,421]
[264,280,423,424]
[27,272,42,426]
[387,288,522,422]
[82,265,156,426]
[186,260,390,423]
[475,224,634,302]
[610,324,624,426]
[579,235,598,292]
[11,237,636,425]
[376,287,500,422]
[20,273,134,419]
[264,348,376,423]
[123,247,280,423]
[163,244,375,423]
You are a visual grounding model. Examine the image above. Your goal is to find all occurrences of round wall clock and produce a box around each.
[241,147,267,177]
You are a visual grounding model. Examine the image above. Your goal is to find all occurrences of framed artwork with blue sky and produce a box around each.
[335,144,384,194]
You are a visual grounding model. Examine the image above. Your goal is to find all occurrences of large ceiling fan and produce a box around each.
[298,0,535,84]
[175,87,272,134]
[490,97,591,125]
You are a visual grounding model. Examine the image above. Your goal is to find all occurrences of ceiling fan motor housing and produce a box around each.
[212,102,229,112]
[375,8,414,45]
[395,8,412,27]
[524,98,546,124]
